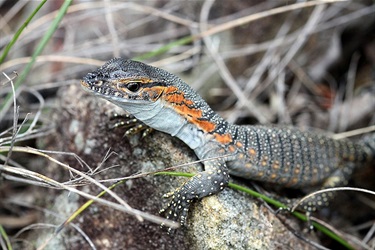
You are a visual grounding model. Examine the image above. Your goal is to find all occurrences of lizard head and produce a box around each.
[81,58,223,137]
[81,58,169,105]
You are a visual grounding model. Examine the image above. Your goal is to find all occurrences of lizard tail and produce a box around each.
[359,132,375,162]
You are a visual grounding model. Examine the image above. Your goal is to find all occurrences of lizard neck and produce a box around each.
[117,79,234,158]
[153,80,234,158]
[124,92,233,157]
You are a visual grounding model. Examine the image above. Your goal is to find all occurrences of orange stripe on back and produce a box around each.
[160,86,233,143]
[161,86,218,133]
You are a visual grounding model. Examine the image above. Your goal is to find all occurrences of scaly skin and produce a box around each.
[81,58,374,226]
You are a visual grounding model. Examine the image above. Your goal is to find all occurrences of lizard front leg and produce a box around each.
[160,160,230,226]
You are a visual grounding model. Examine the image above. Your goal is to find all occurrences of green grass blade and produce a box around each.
[0,225,12,250]
[133,36,194,61]
[0,0,73,119]
[55,180,124,234]
[0,0,47,64]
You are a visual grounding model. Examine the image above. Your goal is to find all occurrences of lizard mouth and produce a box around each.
[82,71,106,87]
[81,74,156,104]
[80,79,91,89]
[81,58,167,103]
[81,71,118,97]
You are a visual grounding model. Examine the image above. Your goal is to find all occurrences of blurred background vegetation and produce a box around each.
[0,0,374,249]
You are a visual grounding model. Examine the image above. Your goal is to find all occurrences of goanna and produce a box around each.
[81,58,374,226]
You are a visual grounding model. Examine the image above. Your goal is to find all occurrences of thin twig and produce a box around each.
[291,187,375,212]
[200,0,270,123]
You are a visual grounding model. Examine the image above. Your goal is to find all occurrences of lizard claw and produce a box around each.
[162,190,175,199]
[159,189,193,227]
[109,113,153,137]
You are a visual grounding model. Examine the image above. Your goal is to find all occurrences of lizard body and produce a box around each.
[81,58,374,225]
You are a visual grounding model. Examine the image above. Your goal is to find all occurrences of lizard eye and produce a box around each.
[126,81,141,92]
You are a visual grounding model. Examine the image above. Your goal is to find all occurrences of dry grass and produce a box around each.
[1,0,374,249]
